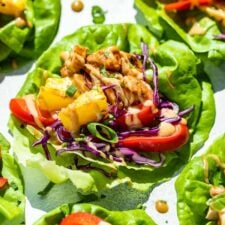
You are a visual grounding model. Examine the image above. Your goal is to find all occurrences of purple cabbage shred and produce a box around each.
[118,147,165,167]
[141,42,148,81]
[33,130,51,160]
[178,105,194,117]
[119,127,159,138]
[213,34,225,41]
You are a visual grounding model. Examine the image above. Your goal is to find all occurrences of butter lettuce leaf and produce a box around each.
[0,133,25,225]
[9,24,215,211]
[0,0,61,72]
[33,203,156,225]
[135,0,225,61]
[176,134,225,225]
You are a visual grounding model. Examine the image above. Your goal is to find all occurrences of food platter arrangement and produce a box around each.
[1,0,225,225]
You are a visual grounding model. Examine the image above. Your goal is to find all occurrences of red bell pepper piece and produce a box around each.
[119,122,189,152]
[9,97,56,127]
[0,177,8,189]
[60,212,109,225]
[115,100,159,130]
[164,0,212,11]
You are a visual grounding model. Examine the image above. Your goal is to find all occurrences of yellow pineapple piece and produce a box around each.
[37,77,77,112]
[59,88,108,133]
[0,0,26,17]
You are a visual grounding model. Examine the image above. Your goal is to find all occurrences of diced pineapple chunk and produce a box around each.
[37,77,76,112]
[59,88,108,133]
[0,0,26,17]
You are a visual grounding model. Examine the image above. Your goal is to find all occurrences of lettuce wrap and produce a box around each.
[0,0,61,71]
[33,203,156,225]
[8,23,215,211]
[135,0,225,61]
[176,134,225,225]
[0,132,25,225]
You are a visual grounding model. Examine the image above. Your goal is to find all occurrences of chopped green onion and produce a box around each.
[87,122,118,143]
[100,66,109,77]
[66,85,77,97]
[91,5,106,24]
[100,66,114,78]
[104,50,110,58]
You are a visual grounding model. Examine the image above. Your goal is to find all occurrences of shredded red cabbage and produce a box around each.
[57,142,101,156]
[33,120,74,160]
[101,84,116,91]
[119,127,159,138]
[55,125,74,143]
[160,116,181,124]
[149,57,160,107]
[178,105,194,117]
[118,147,165,167]
[213,34,225,41]
[141,42,160,106]
[33,131,51,160]
[160,99,179,112]
[141,42,148,81]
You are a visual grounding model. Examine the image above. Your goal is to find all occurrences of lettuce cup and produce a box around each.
[33,203,156,225]
[8,23,215,211]
[0,0,61,71]
[0,132,25,225]
[176,134,225,225]
[135,0,225,61]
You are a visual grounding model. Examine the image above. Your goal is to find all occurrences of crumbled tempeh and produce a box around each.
[210,186,225,197]
[73,74,91,93]
[120,51,143,79]
[87,46,122,71]
[60,45,153,108]
[60,45,87,76]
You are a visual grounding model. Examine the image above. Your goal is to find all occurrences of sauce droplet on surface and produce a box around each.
[155,200,169,213]
[71,0,84,12]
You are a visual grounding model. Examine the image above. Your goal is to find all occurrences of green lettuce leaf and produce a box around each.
[207,193,225,213]
[176,134,225,225]
[0,0,61,72]
[0,133,25,225]
[33,203,156,225]
[135,0,225,61]
[9,23,215,212]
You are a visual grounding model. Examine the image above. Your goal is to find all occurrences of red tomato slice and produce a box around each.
[119,122,189,152]
[164,0,212,11]
[10,98,36,126]
[9,97,56,127]
[0,177,8,189]
[60,212,104,225]
[115,100,159,130]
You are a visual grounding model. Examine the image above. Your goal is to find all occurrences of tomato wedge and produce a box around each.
[164,0,212,11]
[0,177,8,189]
[60,212,110,225]
[119,122,189,152]
[115,100,159,130]
[9,97,56,127]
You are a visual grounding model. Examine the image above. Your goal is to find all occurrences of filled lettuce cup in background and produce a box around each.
[175,134,225,225]
[0,132,25,225]
[33,203,156,225]
[0,0,61,71]
[135,0,225,61]
[8,23,215,212]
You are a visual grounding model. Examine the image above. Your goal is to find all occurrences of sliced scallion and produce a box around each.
[87,122,118,143]
[91,5,106,24]
[66,85,77,97]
